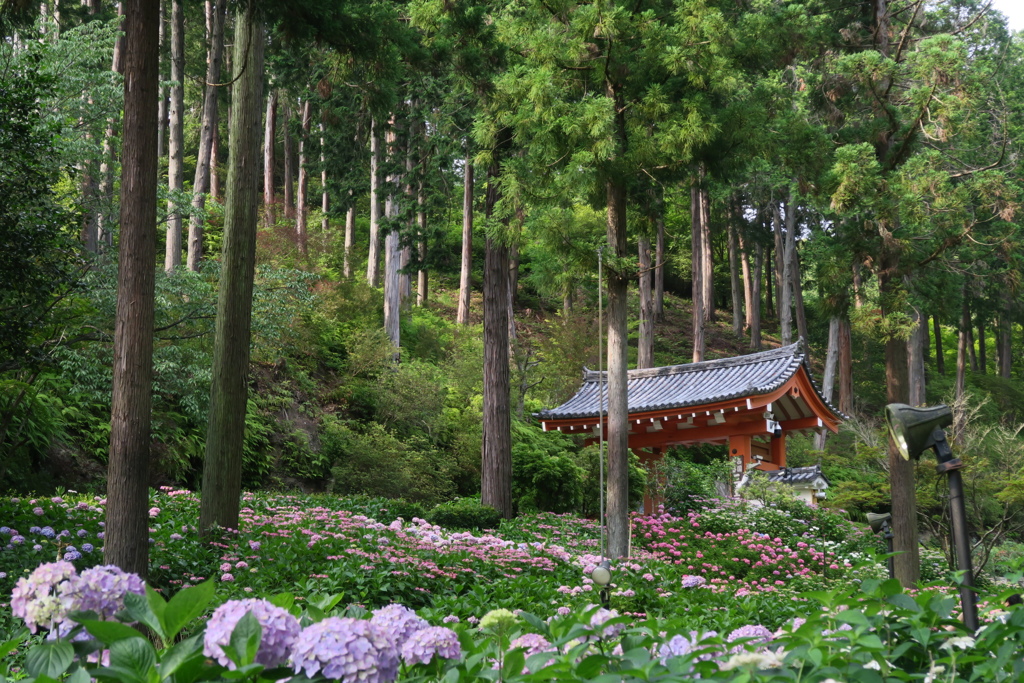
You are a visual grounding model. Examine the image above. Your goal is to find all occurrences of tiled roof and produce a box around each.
[765,465,830,487]
[537,340,841,421]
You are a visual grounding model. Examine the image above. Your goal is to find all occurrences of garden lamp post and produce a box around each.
[866,511,895,581]
[884,403,977,633]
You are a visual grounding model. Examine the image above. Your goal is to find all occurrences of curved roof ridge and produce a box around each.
[581,340,805,382]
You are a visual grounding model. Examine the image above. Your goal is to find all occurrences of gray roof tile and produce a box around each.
[537,340,843,421]
[765,465,830,486]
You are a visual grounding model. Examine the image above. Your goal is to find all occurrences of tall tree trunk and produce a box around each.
[750,242,762,350]
[97,1,126,250]
[998,303,1012,378]
[977,318,986,374]
[728,213,742,337]
[343,199,355,278]
[416,180,427,307]
[880,261,918,588]
[852,262,865,309]
[106,0,159,578]
[790,202,809,346]
[777,200,793,345]
[908,306,926,405]
[933,314,945,375]
[691,179,705,362]
[163,0,184,271]
[563,283,574,316]
[481,133,512,519]
[367,119,382,287]
[955,284,969,443]
[606,174,630,558]
[765,246,774,319]
[815,316,841,450]
[263,89,277,224]
[457,153,473,325]
[699,178,714,324]
[282,99,295,219]
[654,193,666,322]
[156,1,166,159]
[320,121,329,235]
[383,120,402,357]
[772,202,784,322]
[400,137,414,310]
[838,318,853,414]
[186,0,224,272]
[638,236,654,369]
[739,227,752,333]
[198,5,264,534]
[507,242,519,343]
[967,304,977,372]
[296,98,311,255]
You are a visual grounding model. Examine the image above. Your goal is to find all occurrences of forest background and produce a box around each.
[3,0,1024,586]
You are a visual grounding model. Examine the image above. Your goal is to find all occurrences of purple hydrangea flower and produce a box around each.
[77,530,88,538]
[64,551,82,561]
[370,604,428,645]
[400,626,461,665]
[249,540,261,551]
[33,544,42,552]
[61,565,145,621]
[585,605,624,640]
[81,543,94,553]
[658,634,692,663]
[29,526,41,534]
[0,526,10,535]
[10,561,78,633]
[40,526,55,538]
[33,507,45,516]
[11,535,24,545]
[170,533,183,540]
[204,598,300,669]
[680,575,706,588]
[509,633,553,658]
[726,625,774,652]
[290,617,399,682]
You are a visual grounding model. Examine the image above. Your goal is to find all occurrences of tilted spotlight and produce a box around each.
[866,511,895,580]
[885,402,976,633]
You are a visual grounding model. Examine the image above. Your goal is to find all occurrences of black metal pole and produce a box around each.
[934,433,978,633]
[884,525,895,581]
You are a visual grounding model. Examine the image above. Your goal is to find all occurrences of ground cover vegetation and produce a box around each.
[5,0,1024,679]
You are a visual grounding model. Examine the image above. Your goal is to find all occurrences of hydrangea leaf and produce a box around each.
[80,620,145,645]
[163,580,215,641]
[156,633,203,681]
[227,612,262,668]
[123,592,165,642]
[107,637,156,683]
[24,640,74,679]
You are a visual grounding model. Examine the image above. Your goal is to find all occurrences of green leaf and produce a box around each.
[65,667,92,683]
[108,637,157,680]
[0,634,26,660]
[158,634,203,680]
[81,620,146,645]
[124,592,165,641]
[269,593,294,610]
[146,585,169,637]
[229,612,262,667]
[575,654,609,679]
[885,593,921,613]
[164,580,215,640]
[25,640,75,679]
[835,609,869,627]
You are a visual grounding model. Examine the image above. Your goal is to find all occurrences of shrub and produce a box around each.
[427,497,503,530]
[660,458,732,514]
[511,422,583,514]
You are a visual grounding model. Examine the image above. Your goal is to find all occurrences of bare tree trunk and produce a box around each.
[199,3,264,534]
[416,180,427,306]
[507,243,519,343]
[654,194,665,322]
[383,120,402,357]
[791,226,809,346]
[481,133,512,518]
[263,89,276,224]
[977,318,986,374]
[772,202,784,322]
[908,306,926,405]
[778,199,793,345]
[699,179,714,324]
[343,200,355,278]
[296,98,311,255]
[563,283,573,316]
[815,316,841,449]
[606,174,630,558]
[998,304,1012,378]
[955,284,969,442]
[282,99,295,219]
[400,136,414,310]
[186,0,223,271]
[163,0,184,271]
[156,1,166,159]
[739,228,752,333]
[320,121,329,235]
[933,314,945,375]
[691,179,705,362]
[750,242,762,350]
[967,305,978,372]
[457,153,473,325]
[367,119,382,287]
[838,318,853,414]
[97,1,126,249]
[852,262,865,309]
[728,215,742,337]
[638,236,654,369]
[106,0,159,578]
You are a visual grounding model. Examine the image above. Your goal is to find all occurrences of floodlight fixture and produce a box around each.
[866,511,895,580]
[884,402,976,634]
[591,560,612,587]
[884,403,952,460]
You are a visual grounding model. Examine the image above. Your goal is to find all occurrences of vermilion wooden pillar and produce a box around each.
[770,432,787,468]
[729,434,752,472]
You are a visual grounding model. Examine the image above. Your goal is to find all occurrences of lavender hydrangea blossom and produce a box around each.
[585,605,624,640]
[290,617,399,683]
[726,625,774,653]
[10,561,78,633]
[370,604,428,644]
[61,565,145,621]
[680,575,706,588]
[203,598,301,669]
[400,626,461,665]
[658,634,692,663]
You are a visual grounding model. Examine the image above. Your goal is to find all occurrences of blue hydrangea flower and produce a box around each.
[77,529,88,538]
[81,543,94,553]
[29,526,41,534]
[11,535,24,545]
[584,605,624,640]
[658,634,692,663]
[61,565,145,621]
[680,575,706,588]
[0,526,10,535]
[726,625,774,652]
[10,561,77,633]
[401,626,461,665]
[290,617,399,683]
[204,598,300,669]
[40,527,55,539]
[370,604,428,645]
